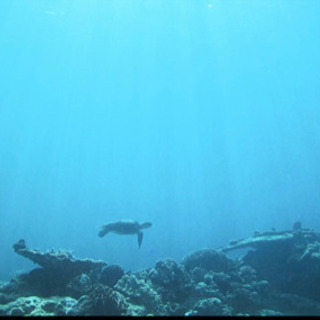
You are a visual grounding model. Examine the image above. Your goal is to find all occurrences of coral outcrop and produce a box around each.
[71,284,128,316]
[13,239,107,276]
[99,264,124,287]
[182,249,235,272]
[115,273,164,315]
[149,259,192,303]
[221,224,320,303]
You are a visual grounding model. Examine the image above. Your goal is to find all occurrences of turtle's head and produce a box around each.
[140,222,152,229]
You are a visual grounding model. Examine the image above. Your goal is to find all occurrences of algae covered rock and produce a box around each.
[238,265,257,283]
[0,292,11,304]
[273,293,320,315]
[186,297,232,316]
[0,295,77,316]
[66,273,93,298]
[87,284,128,315]
[258,309,284,316]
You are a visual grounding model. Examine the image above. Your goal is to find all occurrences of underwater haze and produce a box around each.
[1,0,320,281]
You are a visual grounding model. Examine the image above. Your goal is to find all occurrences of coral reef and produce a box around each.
[1,223,320,315]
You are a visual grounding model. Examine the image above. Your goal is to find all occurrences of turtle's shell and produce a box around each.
[104,220,140,234]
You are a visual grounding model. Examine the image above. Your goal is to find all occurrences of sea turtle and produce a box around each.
[98,219,152,248]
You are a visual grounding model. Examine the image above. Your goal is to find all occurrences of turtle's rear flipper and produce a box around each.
[137,231,143,248]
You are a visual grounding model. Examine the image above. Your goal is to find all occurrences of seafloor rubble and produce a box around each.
[1,223,320,316]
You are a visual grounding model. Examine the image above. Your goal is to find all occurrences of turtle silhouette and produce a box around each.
[98,219,152,248]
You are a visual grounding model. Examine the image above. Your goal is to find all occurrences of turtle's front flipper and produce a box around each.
[137,231,143,248]
[98,227,109,238]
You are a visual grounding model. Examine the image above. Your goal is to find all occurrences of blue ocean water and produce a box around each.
[0,0,320,281]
